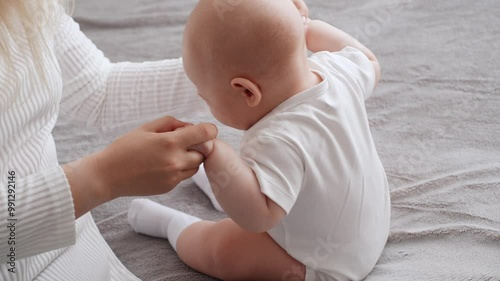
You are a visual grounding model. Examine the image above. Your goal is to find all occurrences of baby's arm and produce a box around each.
[306,20,381,86]
[203,139,286,233]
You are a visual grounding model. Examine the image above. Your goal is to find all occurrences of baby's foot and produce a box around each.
[127,199,172,238]
[127,199,200,251]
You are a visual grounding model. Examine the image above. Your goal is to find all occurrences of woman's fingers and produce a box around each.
[181,150,206,170]
[179,167,201,182]
[171,123,218,149]
[187,140,214,158]
[95,117,217,199]
[141,115,190,133]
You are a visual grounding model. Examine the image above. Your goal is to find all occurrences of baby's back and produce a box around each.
[240,47,390,281]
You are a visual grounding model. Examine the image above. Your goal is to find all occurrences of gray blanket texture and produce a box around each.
[53,0,500,280]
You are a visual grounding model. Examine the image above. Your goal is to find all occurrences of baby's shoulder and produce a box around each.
[243,109,325,150]
[309,47,377,101]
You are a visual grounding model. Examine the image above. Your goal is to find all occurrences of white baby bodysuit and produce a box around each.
[240,47,391,281]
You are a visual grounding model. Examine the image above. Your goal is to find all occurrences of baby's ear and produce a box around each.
[230,77,262,108]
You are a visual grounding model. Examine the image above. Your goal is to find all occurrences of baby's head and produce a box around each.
[183,0,307,130]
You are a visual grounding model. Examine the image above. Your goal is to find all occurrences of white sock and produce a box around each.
[193,164,224,212]
[127,199,200,251]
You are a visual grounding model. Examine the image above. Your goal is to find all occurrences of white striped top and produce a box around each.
[0,12,203,281]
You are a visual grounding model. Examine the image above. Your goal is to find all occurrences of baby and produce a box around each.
[128,0,390,280]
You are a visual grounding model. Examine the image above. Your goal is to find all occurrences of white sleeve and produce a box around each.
[0,166,76,263]
[311,47,377,100]
[240,136,304,214]
[54,15,208,132]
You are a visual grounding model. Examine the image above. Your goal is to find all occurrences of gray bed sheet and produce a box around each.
[53,0,500,280]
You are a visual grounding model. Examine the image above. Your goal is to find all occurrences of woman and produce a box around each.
[0,0,309,280]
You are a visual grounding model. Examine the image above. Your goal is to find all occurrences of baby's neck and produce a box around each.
[288,65,323,98]
[268,57,322,108]
[244,56,322,130]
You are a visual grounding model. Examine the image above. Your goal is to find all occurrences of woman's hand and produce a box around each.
[64,115,217,218]
[175,125,215,158]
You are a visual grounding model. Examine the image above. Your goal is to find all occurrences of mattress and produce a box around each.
[52,0,500,280]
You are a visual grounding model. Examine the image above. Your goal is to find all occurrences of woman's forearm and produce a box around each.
[0,166,76,263]
[57,15,208,132]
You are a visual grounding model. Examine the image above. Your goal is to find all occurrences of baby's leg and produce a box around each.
[177,218,306,281]
[128,199,305,280]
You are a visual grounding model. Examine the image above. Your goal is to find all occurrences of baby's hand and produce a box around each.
[175,124,215,158]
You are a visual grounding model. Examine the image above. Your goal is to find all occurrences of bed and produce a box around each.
[53,0,500,280]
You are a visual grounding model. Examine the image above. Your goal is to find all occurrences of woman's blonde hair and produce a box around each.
[0,0,74,76]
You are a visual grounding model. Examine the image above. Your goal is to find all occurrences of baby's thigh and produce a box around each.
[179,218,306,281]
